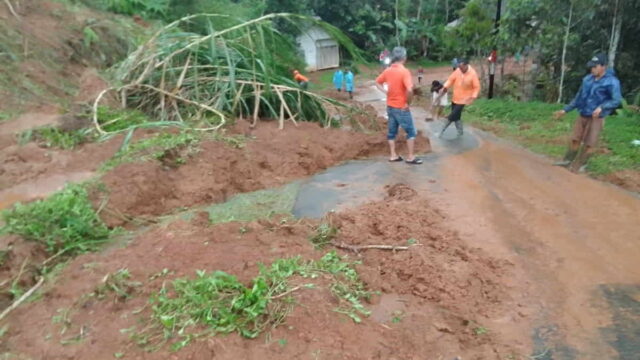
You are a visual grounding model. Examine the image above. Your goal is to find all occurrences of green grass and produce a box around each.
[204,183,300,225]
[138,251,369,351]
[19,127,95,150]
[465,99,640,174]
[1,185,114,257]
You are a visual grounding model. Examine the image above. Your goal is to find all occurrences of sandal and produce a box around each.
[405,158,423,165]
[388,156,404,162]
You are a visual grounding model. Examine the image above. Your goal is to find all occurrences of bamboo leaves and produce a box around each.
[95,13,359,133]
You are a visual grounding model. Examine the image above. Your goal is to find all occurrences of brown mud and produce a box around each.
[1,185,530,359]
[99,121,430,227]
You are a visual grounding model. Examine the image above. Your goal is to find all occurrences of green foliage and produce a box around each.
[96,106,150,133]
[1,185,113,256]
[466,99,640,174]
[104,14,362,130]
[83,26,100,48]
[92,268,142,301]
[19,127,94,150]
[444,0,494,58]
[588,112,640,175]
[205,183,299,225]
[82,0,170,18]
[144,251,369,351]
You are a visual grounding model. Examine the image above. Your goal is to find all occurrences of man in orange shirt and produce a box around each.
[438,58,480,138]
[293,70,309,90]
[375,47,422,165]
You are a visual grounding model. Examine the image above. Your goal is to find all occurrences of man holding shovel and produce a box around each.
[554,54,622,172]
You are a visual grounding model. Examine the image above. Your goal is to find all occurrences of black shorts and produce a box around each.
[448,103,465,122]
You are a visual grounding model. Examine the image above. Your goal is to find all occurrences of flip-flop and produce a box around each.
[388,156,404,162]
[405,158,423,165]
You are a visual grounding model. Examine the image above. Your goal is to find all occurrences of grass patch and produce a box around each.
[91,268,142,302]
[137,251,369,351]
[96,106,150,133]
[1,184,114,257]
[19,127,95,150]
[465,99,567,157]
[204,182,300,225]
[465,99,640,174]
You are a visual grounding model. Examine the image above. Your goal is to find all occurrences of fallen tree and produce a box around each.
[93,13,362,134]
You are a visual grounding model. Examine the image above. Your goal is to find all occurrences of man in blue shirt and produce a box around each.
[554,53,622,172]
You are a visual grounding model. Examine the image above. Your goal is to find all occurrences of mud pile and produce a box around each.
[100,122,431,226]
[2,184,525,359]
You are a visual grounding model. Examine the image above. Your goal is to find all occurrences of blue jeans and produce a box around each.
[387,107,417,140]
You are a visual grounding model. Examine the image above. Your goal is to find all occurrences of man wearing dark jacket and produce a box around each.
[554,53,622,172]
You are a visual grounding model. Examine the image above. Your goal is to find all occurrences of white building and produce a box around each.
[297,24,340,72]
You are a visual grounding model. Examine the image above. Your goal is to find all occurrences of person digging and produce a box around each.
[553,53,622,173]
[375,46,423,165]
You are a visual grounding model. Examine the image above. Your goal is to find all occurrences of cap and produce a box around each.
[587,53,607,68]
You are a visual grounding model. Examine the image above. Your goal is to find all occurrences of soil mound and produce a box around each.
[333,184,512,318]
[100,122,431,227]
[1,189,523,359]
[385,183,418,200]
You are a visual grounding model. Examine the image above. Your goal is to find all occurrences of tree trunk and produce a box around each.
[608,0,622,69]
[557,2,573,104]
[445,0,450,23]
[417,0,423,21]
[395,0,400,46]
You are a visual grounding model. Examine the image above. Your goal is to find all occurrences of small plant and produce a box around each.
[83,26,100,48]
[474,326,488,335]
[1,185,113,256]
[92,269,142,302]
[309,223,338,249]
[141,251,369,351]
[19,127,94,150]
[96,106,149,133]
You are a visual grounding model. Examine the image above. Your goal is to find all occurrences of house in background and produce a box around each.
[297,23,340,71]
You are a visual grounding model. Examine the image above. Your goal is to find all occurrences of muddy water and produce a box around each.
[294,83,640,359]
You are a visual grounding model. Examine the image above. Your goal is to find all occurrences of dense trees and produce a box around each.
[80,0,640,102]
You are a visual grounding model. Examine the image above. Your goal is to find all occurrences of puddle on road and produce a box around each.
[599,284,640,359]
[0,171,94,210]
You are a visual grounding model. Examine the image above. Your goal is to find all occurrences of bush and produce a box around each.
[1,185,113,256]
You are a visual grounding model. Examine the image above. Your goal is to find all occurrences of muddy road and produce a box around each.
[0,65,638,359]
[319,77,640,359]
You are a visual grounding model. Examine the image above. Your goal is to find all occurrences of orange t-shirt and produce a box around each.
[443,66,481,105]
[294,73,309,82]
[376,63,413,109]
